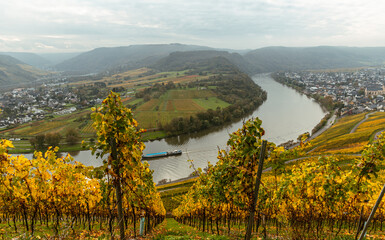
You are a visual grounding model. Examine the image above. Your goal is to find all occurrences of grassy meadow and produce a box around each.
[135,89,229,129]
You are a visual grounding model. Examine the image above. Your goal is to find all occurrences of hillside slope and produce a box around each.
[151,50,254,74]
[244,46,385,73]
[38,52,81,66]
[0,52,51,68]
[55,43,214,74]
[55,45,385,75]
[0,55,47,86]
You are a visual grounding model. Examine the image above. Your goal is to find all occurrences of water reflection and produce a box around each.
[163,117,252,146]
[143,73,327,182]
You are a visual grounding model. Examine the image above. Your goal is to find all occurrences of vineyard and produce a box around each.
[3,92,385,239]
[306,112,385,155]
[0,93,165,239]
[172,118,385,239]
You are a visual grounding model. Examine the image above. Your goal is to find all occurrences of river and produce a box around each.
[20,74,327,183]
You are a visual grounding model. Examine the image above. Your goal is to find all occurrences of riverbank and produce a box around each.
[271,72,337,112]
[270,73,337,138]
[6,75,267,154]
[8,74,329,184]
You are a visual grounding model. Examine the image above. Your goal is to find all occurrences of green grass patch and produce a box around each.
[127,97,143,105]
[136,111,192,129]
[152,218,230,240]
[173,99,205,111]
[194,97,230,110]
[134,88,223,129]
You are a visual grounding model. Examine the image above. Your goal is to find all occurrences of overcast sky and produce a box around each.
[1,0,385,53]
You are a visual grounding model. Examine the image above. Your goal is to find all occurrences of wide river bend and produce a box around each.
[21,74,326,183]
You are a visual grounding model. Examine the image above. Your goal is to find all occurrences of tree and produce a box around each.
[90,91,145,239]
[143,94,151,102]
[30,134,45,150]
[297,132,310,143]
[65,127,80,145]
[45,133,61,148]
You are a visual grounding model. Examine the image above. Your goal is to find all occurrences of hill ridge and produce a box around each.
[0,54,47,86]
[54,45,385,75]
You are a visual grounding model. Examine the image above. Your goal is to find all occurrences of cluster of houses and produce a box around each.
[0,73,116,130]
[0,86,84,129]
[282,67,385,115]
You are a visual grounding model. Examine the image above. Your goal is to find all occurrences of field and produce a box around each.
[194,97,230,109]
[69,68,209,92]
[134,89,229,129]
[0,69,231,153]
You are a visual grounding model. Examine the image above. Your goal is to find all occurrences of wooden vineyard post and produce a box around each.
[245,140,267,240]
[358,183,385,240]
[111,138,125,240]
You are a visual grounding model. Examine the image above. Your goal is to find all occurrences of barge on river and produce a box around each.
[142,150,182,159]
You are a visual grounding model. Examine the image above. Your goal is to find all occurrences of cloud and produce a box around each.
[1,0,385,52]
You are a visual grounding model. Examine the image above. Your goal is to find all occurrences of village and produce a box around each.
[0,77,103,130]
[2,66,385,131]
[279,66,385,115]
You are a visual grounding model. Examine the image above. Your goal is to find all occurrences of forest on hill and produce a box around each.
[53,45,385,75]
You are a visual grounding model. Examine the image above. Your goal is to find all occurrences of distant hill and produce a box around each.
[54,45,385,75]
[38,52,81,66]
[243,46,385,73]
[55,43,214,74]
[0,52,81,70]
[0,55,47,86]
[0,52,51,69]
[151,50,254,73]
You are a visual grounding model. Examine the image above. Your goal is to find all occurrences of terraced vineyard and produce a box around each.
[166,117,385,239]
[306,112,383,154]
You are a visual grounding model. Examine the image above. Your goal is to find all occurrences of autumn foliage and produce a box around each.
[173,119,385,239]
[0,93,165,238]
